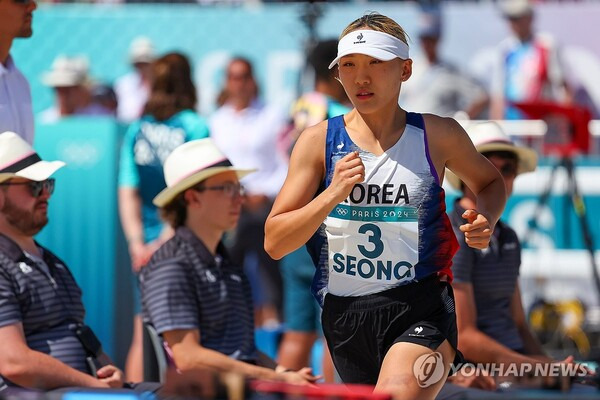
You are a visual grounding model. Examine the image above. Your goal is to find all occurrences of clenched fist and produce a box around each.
[329,151,365,203]
[460,209,493,250]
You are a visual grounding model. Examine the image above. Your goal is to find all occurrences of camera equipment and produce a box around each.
[516,101,600,307]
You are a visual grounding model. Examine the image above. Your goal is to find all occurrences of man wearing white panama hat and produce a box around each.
[447,122,560,373]
[0,131,126,391]
[448,123,593,390]
[140,138,316,385]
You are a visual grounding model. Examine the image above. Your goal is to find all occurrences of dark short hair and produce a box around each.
[160,192,188,228]
[307,39,339,82]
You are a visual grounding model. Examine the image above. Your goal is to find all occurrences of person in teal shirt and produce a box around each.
[117,52,209,382]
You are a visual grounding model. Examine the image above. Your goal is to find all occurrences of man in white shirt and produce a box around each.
[399,8,488,119]
[0,0,37,145]
[209,57,289,327]
[114,37,154,123]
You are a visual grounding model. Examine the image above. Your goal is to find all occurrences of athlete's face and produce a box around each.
[338,53,411,114]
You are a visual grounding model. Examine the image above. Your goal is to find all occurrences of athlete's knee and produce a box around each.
[375,372,416,394]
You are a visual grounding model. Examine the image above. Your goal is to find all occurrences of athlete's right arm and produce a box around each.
[265,122,365,260]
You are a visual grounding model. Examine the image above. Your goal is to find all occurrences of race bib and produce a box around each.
[326,204,420,286]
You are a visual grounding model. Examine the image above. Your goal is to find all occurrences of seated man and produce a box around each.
[0,131,124,391]
[447,122,589,387]
[140,139,316,385]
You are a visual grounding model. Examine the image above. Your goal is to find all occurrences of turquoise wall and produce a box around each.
[34,118,133,366]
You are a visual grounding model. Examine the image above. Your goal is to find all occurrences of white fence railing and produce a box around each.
[456,119,600,156]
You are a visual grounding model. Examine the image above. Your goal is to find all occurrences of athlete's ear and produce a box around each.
[401,58,413,82]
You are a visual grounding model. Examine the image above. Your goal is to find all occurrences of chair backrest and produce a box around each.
[143,323,168,383]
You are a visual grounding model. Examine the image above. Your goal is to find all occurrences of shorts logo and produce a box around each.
[337,142,344,150]
[413,352,445,388]
[414,326,423,334]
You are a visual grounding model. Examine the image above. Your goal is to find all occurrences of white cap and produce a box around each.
[41,55,90,87]
[328,30,409,70]
[499,0,534,18]
[129,36,155,64]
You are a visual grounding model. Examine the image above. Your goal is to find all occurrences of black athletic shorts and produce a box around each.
[322,274,463,384]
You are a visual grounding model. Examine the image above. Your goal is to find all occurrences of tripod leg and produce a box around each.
[524,160,560,247]
[564,157,600,306]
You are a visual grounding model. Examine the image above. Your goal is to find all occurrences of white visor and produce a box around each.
[328,30,410,69]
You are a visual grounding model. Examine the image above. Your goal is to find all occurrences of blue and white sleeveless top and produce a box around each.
[307,113,458,306]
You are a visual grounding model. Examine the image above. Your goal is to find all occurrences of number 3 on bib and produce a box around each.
[358,223,384,258]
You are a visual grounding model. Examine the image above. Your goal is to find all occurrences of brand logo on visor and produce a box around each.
[354,32,366,44]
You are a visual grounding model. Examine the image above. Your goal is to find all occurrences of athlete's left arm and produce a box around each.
[425,115,506,249]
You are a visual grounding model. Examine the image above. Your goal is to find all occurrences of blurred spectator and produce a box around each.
[91,83,118,116]
[209,57,288,328]
[490,0,573,120]
[118,52,209,382]
[277,39,349,383]
[115,37,154,123]
[0,0,37,144]
[38,55,113,123]
[399,8,488,119]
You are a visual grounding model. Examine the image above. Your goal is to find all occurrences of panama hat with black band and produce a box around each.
[153,138,256,208]
[445,121,538,191]
[0,131,65,184]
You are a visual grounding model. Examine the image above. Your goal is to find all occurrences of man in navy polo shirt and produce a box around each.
[0,131,125,391]
[141,138,316,385]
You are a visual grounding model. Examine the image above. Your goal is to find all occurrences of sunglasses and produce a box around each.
[0,178,55,197]
[194,182,245,198]
[499,163,518,178]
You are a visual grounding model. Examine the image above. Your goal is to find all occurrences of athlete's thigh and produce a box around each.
[375,340,455,400]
